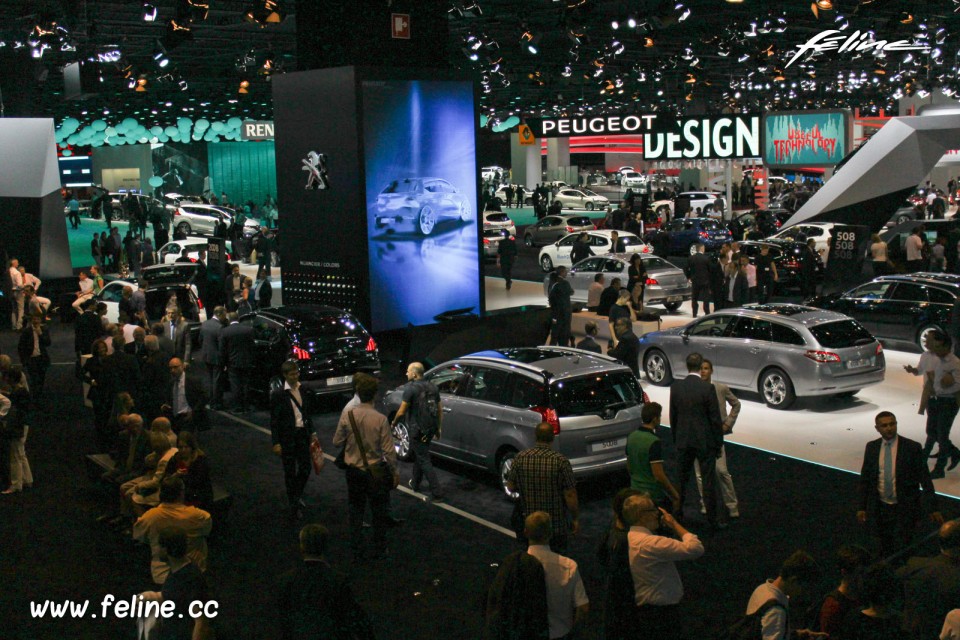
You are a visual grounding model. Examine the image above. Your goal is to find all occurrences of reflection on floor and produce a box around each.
[483,275,960,500]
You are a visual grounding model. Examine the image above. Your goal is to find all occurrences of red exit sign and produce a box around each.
[391,13,410,39]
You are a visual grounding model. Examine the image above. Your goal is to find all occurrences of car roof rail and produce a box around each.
[458,355,554,380]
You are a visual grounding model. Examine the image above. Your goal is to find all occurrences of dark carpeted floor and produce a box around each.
[1,322,955,640]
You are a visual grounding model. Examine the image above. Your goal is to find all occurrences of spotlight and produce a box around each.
[239,79,250,94]
[244,0,285,25]
[643,36,654,47]
[178,79,189,90]
[685,73,696,83]
[816,0,834,10]
[143,3,158,21]
[520,30,541,54]
[611,20,619,30]
[136,76,148,92]
[186,0,209,21]
[675,3,691,21]
[153,45,170,68]
[899,12,913,24]
[627,17,637,29]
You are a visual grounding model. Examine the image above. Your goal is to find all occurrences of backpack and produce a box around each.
[716,599,786,640]
[414,380,440,439]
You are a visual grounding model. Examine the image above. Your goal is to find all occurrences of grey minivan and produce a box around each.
[379,347,645,497]
[638,304,885,409]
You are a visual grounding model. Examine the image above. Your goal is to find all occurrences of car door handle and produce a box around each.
[750,347,762,354]
[485,414,498,421]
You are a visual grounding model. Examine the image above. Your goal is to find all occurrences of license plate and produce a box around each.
[326,375,352,386]
[667,296,682,302]
[846,358,872,369]
[591,437,626,453]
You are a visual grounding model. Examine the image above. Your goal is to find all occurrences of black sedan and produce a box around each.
[239,305,381,398]
[807,273,960,349]
[736,239,824,291]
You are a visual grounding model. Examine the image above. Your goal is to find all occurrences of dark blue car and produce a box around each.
[662,217,733,256]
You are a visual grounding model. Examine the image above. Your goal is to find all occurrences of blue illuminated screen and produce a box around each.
[362,80,479,332]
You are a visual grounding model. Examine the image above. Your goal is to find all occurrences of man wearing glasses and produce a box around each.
[858,411,942,559]
[622,493,703,640]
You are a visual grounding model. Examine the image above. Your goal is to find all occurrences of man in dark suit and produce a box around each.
[103,336,142,420]
[220,311,256,414]
[898,519,960,640]
[271,360,313,518]
[224,263,243,311]
[140,336,170,423]
[198,306,227,410]
[162,357,208,433]
[166,307,192,363]
[669,352,724,529]
[124,327,149,369]
[18,314,51,399]
[74,299,104,357]
[151,322,176,361]
[278,524,374,639]
[608,317,641,377]
[858,410,943,559]
[686,243,712,318]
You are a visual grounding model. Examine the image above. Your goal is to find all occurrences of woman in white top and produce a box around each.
[870,233,889,276]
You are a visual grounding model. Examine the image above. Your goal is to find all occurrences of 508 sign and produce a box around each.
[832,230,858,261]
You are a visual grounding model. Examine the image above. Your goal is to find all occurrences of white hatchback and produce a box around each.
[537,230,650,272]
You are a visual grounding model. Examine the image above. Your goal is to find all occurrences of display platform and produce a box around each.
[483,275,960,500]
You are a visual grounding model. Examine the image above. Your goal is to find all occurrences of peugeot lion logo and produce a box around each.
[785,29,930,68]
[302,151,330,190]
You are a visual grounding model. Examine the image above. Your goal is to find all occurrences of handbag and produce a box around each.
[309,433,325,475]
[347,410,394,492]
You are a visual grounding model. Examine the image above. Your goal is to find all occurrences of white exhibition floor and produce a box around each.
[484,276,960,501]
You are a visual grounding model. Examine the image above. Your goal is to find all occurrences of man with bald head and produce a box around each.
[507,422,579,553]
[163,357,207,433]
[391,361,444,501]
[898,519,960,640]
[622,493,704,639]
[525,511,589,640]
[124,326,148,367]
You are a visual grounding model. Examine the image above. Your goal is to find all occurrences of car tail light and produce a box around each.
[174,208,181,216]
[292,345,311,360]
[699,231,709,238]
[225,253,231,260]
[642,391,650,404]
[189,257,197,263]
[483,238,490,245]
[642,246,650,253]
[566,226,574,232]
[876,343,883,355]
[532,406,561,435]
[483,221,491,226]
[196,297,204,310]
[366,337,377,352]
[804,350,840,363]
[645,277,658,285]
[592,224,597,230]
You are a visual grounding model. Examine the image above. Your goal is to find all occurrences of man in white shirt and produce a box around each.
[8,258,23,330]
[906,346,940,457]
[906,227,925,273]
[623,494,704,640]
[926,329,960,479]
[586,273,605,312]
[72,271,96,313]
[745,550,823,640]
[18,266,51,316]
[524,511,588,640]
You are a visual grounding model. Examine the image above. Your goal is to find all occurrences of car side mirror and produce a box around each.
[680,331,689,341]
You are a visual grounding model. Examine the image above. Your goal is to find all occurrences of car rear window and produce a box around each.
[701,220,723,231]
[296,316,370,353]
[551,371,643,418]
[642,257,670,269]
[486,213,511,222]
[809,320,874,349]
[621,235,644,246]
[567,217,591,227]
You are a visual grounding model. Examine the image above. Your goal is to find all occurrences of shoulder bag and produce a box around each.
[347,410,393,492]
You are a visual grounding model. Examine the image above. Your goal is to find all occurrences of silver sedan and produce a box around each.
[560,254,692,312]
[638,304,885,409]
[553,188,610,211]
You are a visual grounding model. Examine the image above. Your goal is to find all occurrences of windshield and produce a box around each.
[551,372,643,418]
[380,180,418,194]
[809,320,875,349]
[296,315,370,353]
[582,190,600,197]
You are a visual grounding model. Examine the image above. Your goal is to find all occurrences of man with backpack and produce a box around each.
[739,550,824,640]
[391,362,444,501]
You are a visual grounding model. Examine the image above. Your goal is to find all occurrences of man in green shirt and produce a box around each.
[626,402,680,512]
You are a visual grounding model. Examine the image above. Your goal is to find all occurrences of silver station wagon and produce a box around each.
[639,304,885,409]
[379,347,645,497]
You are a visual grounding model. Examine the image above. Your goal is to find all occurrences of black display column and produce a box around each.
[295,0,448,70]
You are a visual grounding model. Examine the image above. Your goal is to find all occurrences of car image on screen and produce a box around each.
[375,177,473,235]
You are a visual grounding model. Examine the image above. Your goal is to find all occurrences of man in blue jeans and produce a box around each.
[391,362,444,501]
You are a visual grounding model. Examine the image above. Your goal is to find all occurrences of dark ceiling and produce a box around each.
[1,0,959,132]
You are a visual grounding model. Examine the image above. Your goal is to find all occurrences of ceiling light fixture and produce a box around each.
[239,79,250,94]
[899,12,913,24]
[816,0,834,10]
[143,3,158,21]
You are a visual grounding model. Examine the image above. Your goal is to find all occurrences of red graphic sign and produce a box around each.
[391,13,410,39]
[771,125,838,164]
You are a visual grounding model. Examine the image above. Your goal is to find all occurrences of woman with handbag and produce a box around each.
[332,374,398,562]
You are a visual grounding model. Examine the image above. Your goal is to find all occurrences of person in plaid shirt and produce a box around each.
[507,422,580,553]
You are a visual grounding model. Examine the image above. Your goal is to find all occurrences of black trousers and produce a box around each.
[678,447,720,526]
[25,357,49,399]
[345,466,390,555]
[281,428,312,506]
[227,366,252,411]
[500,260,514,287]
[757,278,774,304]
[204,362,222,407]
[690,283,710,317]
[875,502,919,560]
[633,603,681,640]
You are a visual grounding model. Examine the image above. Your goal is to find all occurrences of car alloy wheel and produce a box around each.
[392,418,412,461]
[644,349,672,386]
[540,254,554,272]
[498,449,519,500]
[688,243,700,256]
[586,202,595,211]
[760,368,795,409]
[459,200,472,222]
[418,205,436,235]
[524,235,534,248]
[177,221,191,235]
[918,325,941,351]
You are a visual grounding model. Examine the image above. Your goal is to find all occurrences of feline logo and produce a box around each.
[785,29,930,69]
[302,151,330,190]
